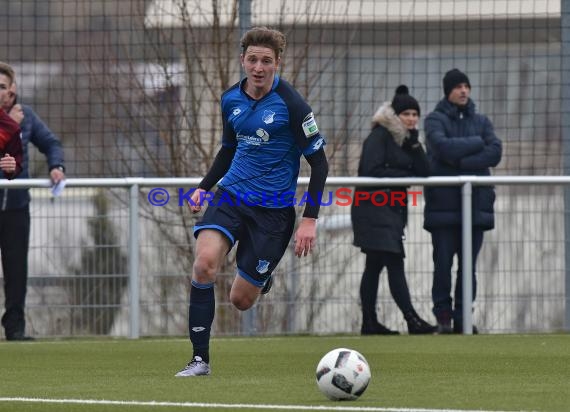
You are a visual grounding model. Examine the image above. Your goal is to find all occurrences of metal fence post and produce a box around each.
[128,183,140,339]
[461,180,473,335]
[287,245,299,332]
[562,0,570,332]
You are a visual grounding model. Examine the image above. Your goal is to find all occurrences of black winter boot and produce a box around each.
[404,310,437,335]
[361,319,399,335]
[435,310,453,334]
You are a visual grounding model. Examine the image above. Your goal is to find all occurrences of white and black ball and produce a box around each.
[315,348,372,401]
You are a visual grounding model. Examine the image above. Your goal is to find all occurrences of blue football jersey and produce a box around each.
[218,75,325,207]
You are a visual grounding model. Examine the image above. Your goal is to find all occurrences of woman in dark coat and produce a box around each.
[351,85,435,335]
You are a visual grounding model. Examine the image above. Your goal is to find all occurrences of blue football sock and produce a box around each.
[189,281,215,364]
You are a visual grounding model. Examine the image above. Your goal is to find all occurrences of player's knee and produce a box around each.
[192,255,218,283]
[229,291,256,311]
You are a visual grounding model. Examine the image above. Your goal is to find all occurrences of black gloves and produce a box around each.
[407,128,419,143]
[402,129,420,151]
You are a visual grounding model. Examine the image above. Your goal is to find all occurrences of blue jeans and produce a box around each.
[430,227,484,323]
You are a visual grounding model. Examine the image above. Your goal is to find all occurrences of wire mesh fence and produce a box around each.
[0,179,562,338]
[1,0,564,178]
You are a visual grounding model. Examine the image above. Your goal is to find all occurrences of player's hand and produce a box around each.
[294,217,317,257]
[8,103,24,125]
[0,154,16,174]
[187,188,206,213]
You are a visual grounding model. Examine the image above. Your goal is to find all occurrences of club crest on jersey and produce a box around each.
[256,260,270,274]
[256,128,270,142]
[262,110,275,124]
[302,112,319,138]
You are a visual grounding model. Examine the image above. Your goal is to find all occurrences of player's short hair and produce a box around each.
[240,27,286,60]
[0,62,15,84]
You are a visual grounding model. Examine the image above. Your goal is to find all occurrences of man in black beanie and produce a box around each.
[443,68,471,99]
[423,69,502,334]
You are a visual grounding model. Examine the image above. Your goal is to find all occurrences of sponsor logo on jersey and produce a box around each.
[237,131,269,145]
[256,260,270,274]
[262,110,275,124]
[256,128,270,142]
[302,112,319,138]
[232,107,242,116]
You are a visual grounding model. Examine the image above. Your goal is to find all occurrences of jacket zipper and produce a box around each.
[1,188,7,211]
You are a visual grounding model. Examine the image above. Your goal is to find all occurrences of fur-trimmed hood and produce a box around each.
[371,102,409,146]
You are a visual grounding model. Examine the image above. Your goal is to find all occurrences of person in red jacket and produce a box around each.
[0,63,31,342]
[0,62,22,177]
[0,108,22,178]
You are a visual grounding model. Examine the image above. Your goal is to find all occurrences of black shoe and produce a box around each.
[260,275,273,295]
[453,321,479,334]
[404,311,437,335]
[435,311,453,334]
[361,321,399,335]
[6,332,35,341]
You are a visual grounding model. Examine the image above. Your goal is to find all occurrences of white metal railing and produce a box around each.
[2,176,569,337]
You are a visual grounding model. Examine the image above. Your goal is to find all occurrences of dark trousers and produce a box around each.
[430,227,483,322]
[360,250,413,323]
[0,207,30,338]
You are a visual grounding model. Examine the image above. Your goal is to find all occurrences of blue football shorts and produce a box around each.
[193,188,296,287]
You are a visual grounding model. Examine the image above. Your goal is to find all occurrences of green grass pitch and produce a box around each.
[0,334,568,411]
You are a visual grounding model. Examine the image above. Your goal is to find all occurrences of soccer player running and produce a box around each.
[176,27,328,377]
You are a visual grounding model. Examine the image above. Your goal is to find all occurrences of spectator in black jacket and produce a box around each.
[351,85,435,335]
[424,69,502,334]
[0,61,65,341]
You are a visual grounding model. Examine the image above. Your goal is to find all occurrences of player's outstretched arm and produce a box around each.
[295,148,328,257]
[294,217,317,257]
[187,146,236,213]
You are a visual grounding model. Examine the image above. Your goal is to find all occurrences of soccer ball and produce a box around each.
[315,348,371,401]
